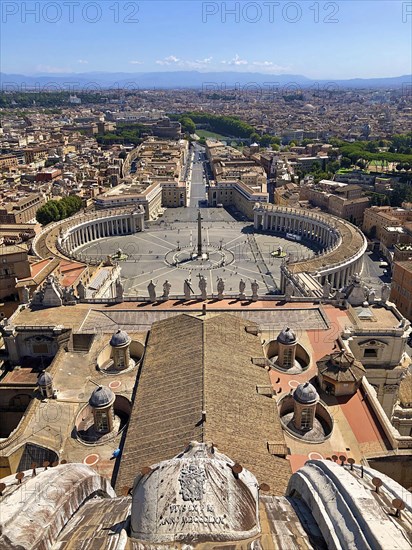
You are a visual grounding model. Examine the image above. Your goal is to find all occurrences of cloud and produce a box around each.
[181,57,213,69]
[218,56,291,73]
[252,61,274,67]
[155,56,213,69]
[195,57,213,65]
[77,59,88,64]
[153,54,289,73]
[130,60,144,65]
[156,55,180,66]
[221,54,248,66]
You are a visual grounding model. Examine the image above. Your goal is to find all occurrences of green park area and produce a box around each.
[195,129,231,141]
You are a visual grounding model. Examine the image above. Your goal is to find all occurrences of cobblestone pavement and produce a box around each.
[77,209,318,298]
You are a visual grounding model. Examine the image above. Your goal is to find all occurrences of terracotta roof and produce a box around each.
[115,313,291,495]
[15,257,60,287]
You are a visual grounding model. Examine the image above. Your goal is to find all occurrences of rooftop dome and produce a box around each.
[317,350,365,383]
[89,385,115,408]
[130,441,260,544]
[109,329,131,347]
[38,371,52,386]
[277,327,297,345]
[293,381,319,405]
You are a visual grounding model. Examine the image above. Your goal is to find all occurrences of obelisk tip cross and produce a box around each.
[197,210,203,256]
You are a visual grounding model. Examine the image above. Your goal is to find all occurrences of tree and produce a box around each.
[180,116,196,134]
[36,196,82,225]
[340,156,352,168]
[326,160,340,173]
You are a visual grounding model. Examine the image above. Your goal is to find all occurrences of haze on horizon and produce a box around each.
[1,0,411,80]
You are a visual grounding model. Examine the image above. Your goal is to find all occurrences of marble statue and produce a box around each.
[340,273,370,306]
[76,280,86,300]
[322,280,332,299]
[21,286,30,305]
[31,288,44,306]
[238,279,246,300]
[116,278,124,302]
[381,283,390,303]
[367,288,376,305]
[198,274,207,300]
[62,286,77,305]
[162,280,171,299]
[148,280,157,302]
[217,277,225,300]
[285,281,294,299]
[251,279,259,301]
[184,279,193,300]
[42,275,63,308]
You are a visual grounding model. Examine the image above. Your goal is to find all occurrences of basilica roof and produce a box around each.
[115,313,291,496]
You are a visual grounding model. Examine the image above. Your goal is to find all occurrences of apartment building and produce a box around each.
[335,170,376,186]
[390,261,412,322]
[161,181,187,208]
[0,194,46,224]
[301,181,370,225]
[295,156,329,172]
[208,180,268,219]
[24,147,49,164]
[0,244,31,299]
[95,182,163,220]
[0,154,19,170]
[362,206,410,239]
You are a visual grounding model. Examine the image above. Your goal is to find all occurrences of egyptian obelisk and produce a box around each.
[197,210,202,256]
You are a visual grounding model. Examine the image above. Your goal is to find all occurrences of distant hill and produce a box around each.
[1,71,411,90]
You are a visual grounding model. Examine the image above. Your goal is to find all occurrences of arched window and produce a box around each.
[282,347,293,368]
[300,408,312,429]
[96,411,109,433]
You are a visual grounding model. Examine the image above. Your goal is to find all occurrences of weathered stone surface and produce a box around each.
[0,464,115,550]
[130,441,260,544]
[287,460,412,550]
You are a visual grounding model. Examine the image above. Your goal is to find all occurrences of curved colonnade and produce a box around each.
[254,204,367,292]
[60,208,144,256]
[33,207,145,263]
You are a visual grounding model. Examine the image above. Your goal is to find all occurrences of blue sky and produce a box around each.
[1,1,411,78]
